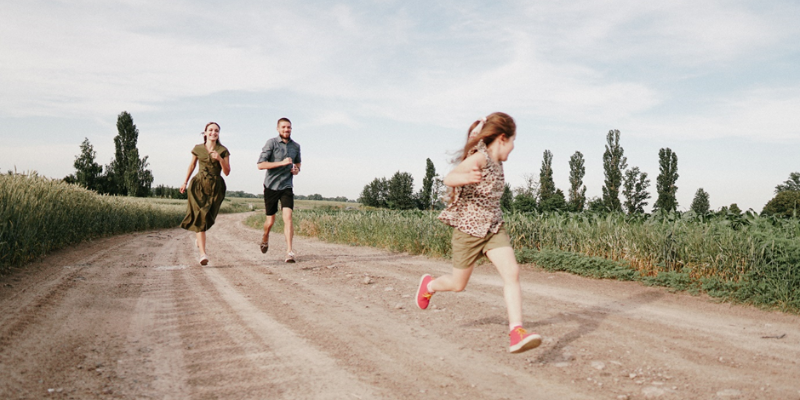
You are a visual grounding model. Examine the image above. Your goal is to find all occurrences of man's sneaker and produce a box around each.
[260,233,269,254]
[509,325,542,353]
[415,274,434,310]
[199,255,209,266]
[285,252,296,263]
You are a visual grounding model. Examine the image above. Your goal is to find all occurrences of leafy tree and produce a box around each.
[539,150,556,203]
[586,196,606,213]
[386,171,416,210]
[107,111,153,196]
[654,147,679,213]
[728,203,742,215]
[359,177,388,208]
[501,183,514,212]
[539,189,567,213]
[512,193,537,212]
[602,129,627,212]
[72,138,103,191]
[417,158,437,210]
[431,177,446,210]
[622,166,651,214]
[512,173,539,212]
[690,188,710,214]
[568,151,587,212]
[762,190,800,218]
[775,172,800,193]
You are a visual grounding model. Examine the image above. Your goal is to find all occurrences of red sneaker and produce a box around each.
[416,274,434,310]
[509,325,542,353]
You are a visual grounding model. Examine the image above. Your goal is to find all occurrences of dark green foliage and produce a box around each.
[516,247,638,280]
[539,150,556,202]
[513,193,537,212]
[153,185,187,199]
[586,197,606,213]
[775,172,800,193]
[386,171,416,210]
[762,190,800,218]
[226,190,259,198]
[359,177,388,208]
[654,148,679,213]
[568,151,586,212]
[501,183,513,212]
[539,189,567,213]
[73,138,103,192]
[690,188,710,214]
[622,166,651,214]
[106,112,153,197]
[602,129,627,212]
[418,158,437,210]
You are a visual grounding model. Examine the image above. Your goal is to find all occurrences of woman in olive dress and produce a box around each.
[180,122,231,265]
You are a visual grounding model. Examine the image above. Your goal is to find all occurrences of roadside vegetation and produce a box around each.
[2,173,180,273]
[246,208,800,313]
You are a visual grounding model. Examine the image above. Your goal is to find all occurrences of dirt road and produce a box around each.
[1,212,799,399]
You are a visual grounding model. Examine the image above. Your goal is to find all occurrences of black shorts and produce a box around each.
[264,186,294,216]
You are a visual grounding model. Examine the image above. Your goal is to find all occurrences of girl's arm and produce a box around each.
[443,152,486,187]
[179,155,198,193]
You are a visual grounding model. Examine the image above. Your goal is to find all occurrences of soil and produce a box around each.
[1,212,799,399]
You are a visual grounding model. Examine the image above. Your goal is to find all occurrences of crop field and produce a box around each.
[1,173,183,273]
[247,208,800,312]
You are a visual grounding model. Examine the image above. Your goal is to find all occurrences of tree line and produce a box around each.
[65,111,155,197]
[359,129,799,218]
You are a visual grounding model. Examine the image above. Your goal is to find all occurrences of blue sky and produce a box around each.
[2,1,798,212]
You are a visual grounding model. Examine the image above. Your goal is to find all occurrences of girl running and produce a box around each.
[415,112,542,354]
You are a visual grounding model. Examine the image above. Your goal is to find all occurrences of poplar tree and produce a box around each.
[654,148,679,213]
[107,111,152,196]
[568,151,587,212]
[622,166,651,214]
[602,129,627,212]
[539,150,556,203]
[418,158,437,210]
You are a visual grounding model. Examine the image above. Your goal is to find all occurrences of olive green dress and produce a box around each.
[181,143,229,232]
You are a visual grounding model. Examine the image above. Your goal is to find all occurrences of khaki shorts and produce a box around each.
[451,225,512,269]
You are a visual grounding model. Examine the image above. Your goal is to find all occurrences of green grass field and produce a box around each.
[246,208,800,313]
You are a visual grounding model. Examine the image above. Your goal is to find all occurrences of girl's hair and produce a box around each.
[453,112,516,162]
[202,122,222,145]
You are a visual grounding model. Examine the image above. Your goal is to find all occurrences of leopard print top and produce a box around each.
[438,140,504,238]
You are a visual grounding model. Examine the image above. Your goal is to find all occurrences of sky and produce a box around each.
[2,0,799,212]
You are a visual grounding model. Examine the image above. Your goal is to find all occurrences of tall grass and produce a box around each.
[1,173,185,273]
[246,208,800,312]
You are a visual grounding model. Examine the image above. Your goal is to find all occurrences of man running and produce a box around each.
[257,117,302,263]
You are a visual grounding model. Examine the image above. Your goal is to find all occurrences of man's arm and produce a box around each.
[258,157,293,170]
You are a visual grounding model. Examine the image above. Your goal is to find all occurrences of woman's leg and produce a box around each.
[485,246,522,330]
[196,231,207,257]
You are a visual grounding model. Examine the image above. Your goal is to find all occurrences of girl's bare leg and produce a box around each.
[485,246,522,330]
[429,265,474,293]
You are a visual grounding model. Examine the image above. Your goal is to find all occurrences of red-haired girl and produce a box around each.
[416,112,542,354]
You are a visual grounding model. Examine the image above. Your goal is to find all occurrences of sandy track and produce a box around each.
[1,212,799,399]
